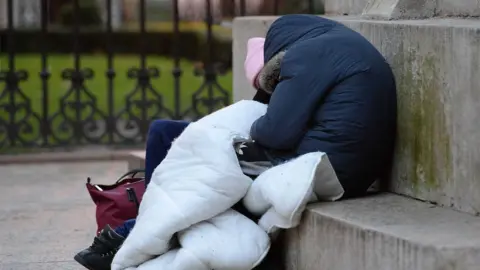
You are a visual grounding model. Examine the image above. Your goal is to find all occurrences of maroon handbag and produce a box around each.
[86,169,146,233]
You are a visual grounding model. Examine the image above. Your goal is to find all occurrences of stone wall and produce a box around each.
[437,0,480,17]
[322,0,480,19]
[233,16,480,216]
[363,0,480,19]
[324,0,369,15]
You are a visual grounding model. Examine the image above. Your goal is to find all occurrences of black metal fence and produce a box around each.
[0,0,318,152]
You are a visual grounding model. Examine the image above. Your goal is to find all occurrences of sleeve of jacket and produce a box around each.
[252,90,271,104]
[250,44,338,150]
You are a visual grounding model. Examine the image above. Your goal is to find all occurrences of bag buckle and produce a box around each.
[126,188,140,210]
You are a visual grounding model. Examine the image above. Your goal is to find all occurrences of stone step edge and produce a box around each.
[282,193,480,270]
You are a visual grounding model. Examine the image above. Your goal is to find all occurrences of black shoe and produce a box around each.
[74,225,125,270]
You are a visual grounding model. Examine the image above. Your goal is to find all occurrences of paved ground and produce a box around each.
[0,161,128,270]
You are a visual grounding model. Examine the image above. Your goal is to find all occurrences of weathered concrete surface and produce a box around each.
[232,16,276,102]
[436,0,480,17]
[233,16,480,215]
[0,161,127,270]
[282,193,480,270]
[324,0,368,15]
[362,0,480,19]
[362,0,436,19]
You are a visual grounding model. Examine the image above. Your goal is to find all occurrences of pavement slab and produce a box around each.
[0,161,128,270]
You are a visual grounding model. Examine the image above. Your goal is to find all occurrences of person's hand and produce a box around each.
[234,140,269,163]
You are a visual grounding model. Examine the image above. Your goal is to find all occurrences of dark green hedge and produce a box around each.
[58,0,103,27]
[0,30,232,69]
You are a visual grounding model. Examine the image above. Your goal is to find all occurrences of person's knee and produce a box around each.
[146,120,189,148]
[148,120,188,137]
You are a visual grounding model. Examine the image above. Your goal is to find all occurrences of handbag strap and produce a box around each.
[116,168,145,184]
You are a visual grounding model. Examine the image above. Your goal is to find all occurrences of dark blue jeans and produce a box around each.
[115,120,189,237]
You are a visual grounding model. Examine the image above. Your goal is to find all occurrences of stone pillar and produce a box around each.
[97,0,123,29]
[232,17,271,102]
[13,0,41,28]
[111,0,123,29]
[362,0,436,19]
[0,0,38,28]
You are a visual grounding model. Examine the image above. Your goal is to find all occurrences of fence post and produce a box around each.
[138,0,148,140]
[106,0,115,144]
[73,0,82,143]
[205,0,215,114]
[5,0,17,146]
[172,0,182,120]
[40,0,51,146]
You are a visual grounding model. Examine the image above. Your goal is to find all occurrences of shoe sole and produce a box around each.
[74,254,97,270]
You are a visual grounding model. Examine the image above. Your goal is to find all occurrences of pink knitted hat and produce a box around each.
[244,37,265,88]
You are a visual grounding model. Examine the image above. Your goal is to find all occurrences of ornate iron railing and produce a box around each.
[0,0,318,152]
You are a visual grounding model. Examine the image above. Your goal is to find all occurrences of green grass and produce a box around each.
[48,21,233,41]
[0,53,232,114]
[0,54,232,148]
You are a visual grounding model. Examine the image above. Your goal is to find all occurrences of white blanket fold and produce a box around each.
[128,209,270,270]
[112,100,344,270]
[243,152,344,234]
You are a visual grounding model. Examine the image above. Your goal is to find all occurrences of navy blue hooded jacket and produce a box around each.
[251,15,397,198]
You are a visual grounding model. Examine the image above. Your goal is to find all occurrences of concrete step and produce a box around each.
[282,194,480,270]
[127,152,480,270]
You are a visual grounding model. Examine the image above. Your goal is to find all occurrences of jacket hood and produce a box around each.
[264,15,339,62]
[256,51,285,94]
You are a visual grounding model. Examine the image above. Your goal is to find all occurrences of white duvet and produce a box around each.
[112,100,344,270]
